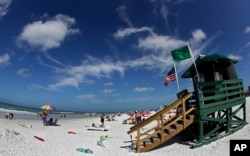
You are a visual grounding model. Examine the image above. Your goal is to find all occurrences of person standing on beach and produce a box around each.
[41,111,48,126]
[100,114,105,127]
[135,111,141,124]
[9,113,14,119]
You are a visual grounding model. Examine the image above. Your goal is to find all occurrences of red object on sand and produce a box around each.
[67,131,77,134]
[34,136,45,141]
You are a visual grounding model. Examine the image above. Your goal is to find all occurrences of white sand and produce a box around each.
[1,97,249,156]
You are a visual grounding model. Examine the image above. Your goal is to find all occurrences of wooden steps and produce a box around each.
[140,115,196,152]
[127,93,196,153]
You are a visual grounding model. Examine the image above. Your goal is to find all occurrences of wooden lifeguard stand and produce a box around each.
[127,53,247,152]
[181,53,248,147]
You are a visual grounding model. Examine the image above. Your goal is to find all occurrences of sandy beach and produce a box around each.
[1,97,249,156]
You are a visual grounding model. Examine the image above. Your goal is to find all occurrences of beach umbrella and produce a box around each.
[41,105,56,111]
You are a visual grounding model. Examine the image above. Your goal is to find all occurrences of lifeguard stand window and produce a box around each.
[214,72,223,81]
[194,73,205,83]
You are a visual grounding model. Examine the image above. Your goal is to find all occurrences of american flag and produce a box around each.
[164,67,176,86]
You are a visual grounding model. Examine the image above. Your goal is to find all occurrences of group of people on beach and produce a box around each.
[39,111,57,126]
[5,112,14,120]
[99,113,121,127]
[123,110,143,125]
[90,113,120,128]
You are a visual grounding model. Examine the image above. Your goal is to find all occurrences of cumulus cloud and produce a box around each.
[0,0,12,19]
[0,53,10,67]
[134,87,155,92]
[17,14,80,51]
[17,68,32,78]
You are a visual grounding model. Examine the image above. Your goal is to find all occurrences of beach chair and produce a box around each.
[48,119,58,126]
[52,119,58,125]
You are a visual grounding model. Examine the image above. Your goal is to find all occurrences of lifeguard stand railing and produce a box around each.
[191,78,247,147]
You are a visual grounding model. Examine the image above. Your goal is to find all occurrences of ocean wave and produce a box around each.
[0,108,36,115]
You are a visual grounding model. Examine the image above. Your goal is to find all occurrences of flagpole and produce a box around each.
[173,63,180,92]
[186,43,200,81]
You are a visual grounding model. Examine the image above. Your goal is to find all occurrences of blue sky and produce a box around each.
[0,0,250,112]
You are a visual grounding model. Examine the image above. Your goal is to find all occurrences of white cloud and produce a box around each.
[134,87,155,92]
[35,26,215,91]
[114,27,153,39]
[101,89,115,94]
[67,55,125,78]
[116,5,133,27]
[36,55,125,90]
[124,54,172,75]
[160,1,169,25]
[51,30,208,89]
[0,0,12,19]
[17,14,80,51]
[17,68,31,78]
[228,54,242,61]
[104,82,114,86]
[0,53,10,67]
[137,34,186,52]
[245,26,250,34]
[191,29,206,43]
[48,77,80,90]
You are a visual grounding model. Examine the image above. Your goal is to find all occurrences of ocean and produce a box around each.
[0,101,96,120]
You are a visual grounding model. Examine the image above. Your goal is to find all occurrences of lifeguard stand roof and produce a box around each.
[181,53,238,78]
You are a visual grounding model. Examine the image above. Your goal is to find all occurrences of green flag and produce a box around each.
[171,45,191,62]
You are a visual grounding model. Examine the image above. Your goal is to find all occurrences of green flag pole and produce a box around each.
[187,43,200,82]
[173,63,180,92]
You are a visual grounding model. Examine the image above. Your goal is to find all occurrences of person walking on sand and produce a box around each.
[100,114,105,127]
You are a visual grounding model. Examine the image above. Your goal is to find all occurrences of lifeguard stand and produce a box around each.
[181,53,247,147]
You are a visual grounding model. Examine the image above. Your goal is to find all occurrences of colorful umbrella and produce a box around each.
[41,105,56,111]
